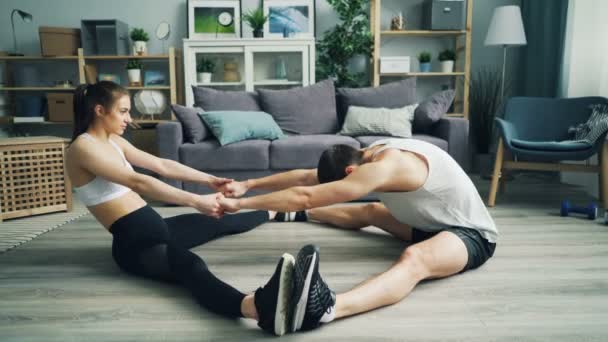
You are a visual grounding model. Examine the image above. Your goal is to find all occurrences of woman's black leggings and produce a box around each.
[110,205,268,318]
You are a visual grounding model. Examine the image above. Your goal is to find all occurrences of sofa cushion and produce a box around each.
[180,139,270,171]
[257,79,338,135]
[171,104,208,143]
[270,135,360,169]
[355,135,448,151]
[199,111,286,146]
[414,89,456,133]
[192,86,261,111]
[339,104,418,138]
[336,78,417,126]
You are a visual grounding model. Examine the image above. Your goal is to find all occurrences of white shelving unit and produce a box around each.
[183,38,315,107]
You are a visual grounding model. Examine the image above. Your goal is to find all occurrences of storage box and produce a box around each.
[424,0,466,30]
[47,93,74,122]
[81,20,129,55]
[0,137,72,222]
[380,56,411,74]
[39,27,81,56]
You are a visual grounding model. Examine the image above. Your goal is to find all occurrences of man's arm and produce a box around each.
[221,169,318,197]
[220,161,395,212]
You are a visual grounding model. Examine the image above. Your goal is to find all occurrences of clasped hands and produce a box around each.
[193,177,249,218]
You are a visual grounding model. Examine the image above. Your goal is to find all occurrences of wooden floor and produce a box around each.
[1,174,608,341]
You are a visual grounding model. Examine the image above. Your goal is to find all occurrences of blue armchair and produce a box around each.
[488,96,608,207]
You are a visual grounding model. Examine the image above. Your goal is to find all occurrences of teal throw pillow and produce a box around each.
[198,111,286,146]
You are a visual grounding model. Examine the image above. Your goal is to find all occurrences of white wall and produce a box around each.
[560,0,608,197]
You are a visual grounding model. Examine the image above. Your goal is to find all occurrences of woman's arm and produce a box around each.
[221,169,318,198]
[112,135,231,190]
[73,139,223,217]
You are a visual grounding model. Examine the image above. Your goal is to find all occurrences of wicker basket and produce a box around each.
[0,137,72,221]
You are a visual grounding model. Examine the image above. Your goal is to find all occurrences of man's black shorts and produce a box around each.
[412,227,496,272]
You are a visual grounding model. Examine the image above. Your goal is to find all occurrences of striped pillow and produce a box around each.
[569,104,608,144]
[339,104,418,138]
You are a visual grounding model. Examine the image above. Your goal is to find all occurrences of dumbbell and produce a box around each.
[560,200,598,220]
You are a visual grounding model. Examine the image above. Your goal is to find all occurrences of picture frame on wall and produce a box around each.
[263,0,315,38]
[188,0,242,39]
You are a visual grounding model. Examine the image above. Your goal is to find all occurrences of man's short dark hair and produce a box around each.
[317,145,363,184]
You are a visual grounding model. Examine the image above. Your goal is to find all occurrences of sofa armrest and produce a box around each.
[431,117,470,169]
[157,121,183,189]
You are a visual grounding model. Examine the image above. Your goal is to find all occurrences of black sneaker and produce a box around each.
[275,211,308,222]
[290,244,335,332]
[254,253,295,336]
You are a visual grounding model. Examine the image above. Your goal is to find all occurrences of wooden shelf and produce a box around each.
[254,80,302,86]
[0,55,78,61]
[381,30,466,36]
[84,55,170,60]
[381,72,465,77]
[196,82,244,87]
[0,87,76,91]
[126,86,171,90]
[446,113,465,117]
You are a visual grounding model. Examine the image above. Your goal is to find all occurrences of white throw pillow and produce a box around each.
[339,103,419,137]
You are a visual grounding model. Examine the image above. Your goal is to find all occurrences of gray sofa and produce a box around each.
[157,78,469,195]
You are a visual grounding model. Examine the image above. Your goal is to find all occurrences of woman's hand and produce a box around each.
[193,193,224,218]
[217,193,241,213]
[208,176,233,191]
[219,180,249,198]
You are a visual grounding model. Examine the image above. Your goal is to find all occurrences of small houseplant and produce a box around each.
[197,58,215,84]
[126,59,143,85]
[418,51,432,72]
[243,7,268,38]
[438,49,456,73]
[130,28,149,56]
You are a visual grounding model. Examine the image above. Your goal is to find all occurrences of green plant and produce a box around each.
[438,49,456,62]
[316,0,374,87]
[468,66,511,154]
[242,7,268,31]
[197,58,215,73]
[126,59,142,70]
[417,51,432,63]
[130,28,149,42]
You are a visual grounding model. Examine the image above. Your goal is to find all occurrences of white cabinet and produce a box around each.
[183,38,315,107]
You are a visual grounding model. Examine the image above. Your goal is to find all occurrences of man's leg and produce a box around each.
[334,231,468,319]
[308,202,413,241]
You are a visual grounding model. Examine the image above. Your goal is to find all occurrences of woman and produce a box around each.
[65,81,294,336]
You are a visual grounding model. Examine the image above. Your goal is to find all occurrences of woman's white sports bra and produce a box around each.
[73,133,133,206]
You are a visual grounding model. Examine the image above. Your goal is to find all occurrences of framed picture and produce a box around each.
[98,73,121,84]
[188,0,241,39]
[263,0,315,38]
[144,70,166,86]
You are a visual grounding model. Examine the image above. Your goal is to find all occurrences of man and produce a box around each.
[218,138,498,333]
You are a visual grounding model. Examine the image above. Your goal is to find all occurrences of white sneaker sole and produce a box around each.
[274,253,295,336]
[291,252,317,332]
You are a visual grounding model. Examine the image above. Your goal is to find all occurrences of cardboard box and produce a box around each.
[39,27,81,56]
[380,56,411,74]
[47,93,74,122]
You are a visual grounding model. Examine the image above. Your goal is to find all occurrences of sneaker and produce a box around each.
[290,244,336,332]
[254,253,295,336]
[275,211,308,222]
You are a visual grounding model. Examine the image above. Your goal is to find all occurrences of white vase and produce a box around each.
[128,69,142,84]
[133,41,147,56]
[440,60,454,73]
[198,72,212,84]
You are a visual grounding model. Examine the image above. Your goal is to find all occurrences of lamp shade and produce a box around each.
[484,5,527,46]
[16,9,33,22]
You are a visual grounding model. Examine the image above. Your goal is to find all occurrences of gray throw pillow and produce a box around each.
[191,86,261,111]
[339,104,418,138]
[257,79,338,135]
[336,78,417,125]
[414,89,456,132]
[170,104,208,143]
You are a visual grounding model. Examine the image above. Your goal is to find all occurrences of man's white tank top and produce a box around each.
[370,138,498,243]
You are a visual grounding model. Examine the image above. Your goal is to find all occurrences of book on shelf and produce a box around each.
[13,116,45,123]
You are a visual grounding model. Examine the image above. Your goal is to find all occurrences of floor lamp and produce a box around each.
[484,5,527,102]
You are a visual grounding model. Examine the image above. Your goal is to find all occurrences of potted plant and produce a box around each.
[438,49,456,73]
[243,7,268,38]
[130,28,149,56]
[126,59,143,85]
[197,58,215,84]
[417,51,432,72]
